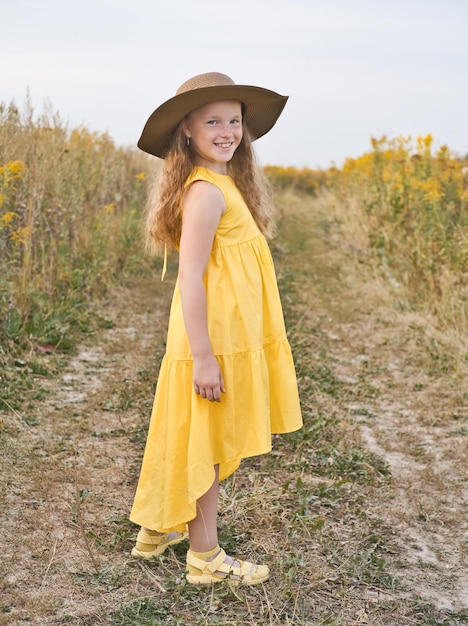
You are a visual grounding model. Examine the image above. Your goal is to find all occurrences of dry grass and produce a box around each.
[0,101,153,366]
[1,191,467,625]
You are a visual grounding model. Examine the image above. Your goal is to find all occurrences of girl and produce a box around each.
[129,72,302,585]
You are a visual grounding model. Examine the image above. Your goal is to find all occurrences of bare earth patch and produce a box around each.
[1,279,170,624]
[1,197,467,625]
[314,283,468,613]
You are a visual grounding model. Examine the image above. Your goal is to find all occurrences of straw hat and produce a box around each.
[137,72,288,158]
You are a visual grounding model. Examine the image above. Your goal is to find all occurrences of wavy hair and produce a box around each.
[145,119,274,254]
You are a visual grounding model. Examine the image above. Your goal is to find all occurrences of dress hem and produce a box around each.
[130,428,298,534]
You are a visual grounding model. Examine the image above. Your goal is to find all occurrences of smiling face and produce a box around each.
[183,100,243,174]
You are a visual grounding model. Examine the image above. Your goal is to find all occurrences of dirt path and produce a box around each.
[306,253,468,611]
[280,193,468,614]
[1,194,467,625]
[0,277,172,624]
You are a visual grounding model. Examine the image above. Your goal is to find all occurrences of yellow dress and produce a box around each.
[130,167,302,533]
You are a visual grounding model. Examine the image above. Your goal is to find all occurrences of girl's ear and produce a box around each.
[182,120,191,138]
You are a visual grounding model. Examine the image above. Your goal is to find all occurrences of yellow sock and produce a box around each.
[135,528,164,552]
[187,545,220,575]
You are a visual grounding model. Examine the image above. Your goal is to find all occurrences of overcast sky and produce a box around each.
[2,0,467,168]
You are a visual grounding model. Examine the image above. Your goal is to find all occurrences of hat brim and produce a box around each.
[137,85,288,158]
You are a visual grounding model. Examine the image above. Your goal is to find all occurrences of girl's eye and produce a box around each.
[206,119,241,125]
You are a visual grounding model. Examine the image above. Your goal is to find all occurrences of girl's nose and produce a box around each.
[219,123,233,136]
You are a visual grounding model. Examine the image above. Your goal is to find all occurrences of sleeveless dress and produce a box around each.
[130,166,302,533]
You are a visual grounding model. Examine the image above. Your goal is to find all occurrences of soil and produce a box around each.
[0,194,466,625]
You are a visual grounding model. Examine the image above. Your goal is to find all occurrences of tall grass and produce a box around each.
[266,137,468,335]
[329,135,468,329]
[2,107,467,376]
[0,100,154,354]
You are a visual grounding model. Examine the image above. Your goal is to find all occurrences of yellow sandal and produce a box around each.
[186,547,269,585]
[131,528,188,559]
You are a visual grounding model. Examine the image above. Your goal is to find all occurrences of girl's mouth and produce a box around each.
[215,142,233,149]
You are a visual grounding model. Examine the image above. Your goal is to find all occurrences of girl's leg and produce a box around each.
[186,465,269,585]
[188,464,220,551]
[132,464,220,559]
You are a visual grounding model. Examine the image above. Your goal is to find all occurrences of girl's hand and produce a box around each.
[193,355,226,402]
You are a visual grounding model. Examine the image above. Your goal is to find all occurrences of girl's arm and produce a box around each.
[178,181,226,402]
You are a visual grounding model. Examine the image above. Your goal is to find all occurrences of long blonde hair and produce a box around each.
[145,119,274,254]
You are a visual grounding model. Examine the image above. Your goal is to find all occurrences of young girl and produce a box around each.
[129,72,302,585]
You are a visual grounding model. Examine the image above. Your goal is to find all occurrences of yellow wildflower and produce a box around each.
[9,225,32,243]
[0,160,26,184]
[103,202,116,214]
[135,172,146,180]
[416,134,434,154]
[423,134,433,148]
[418,178,442,201]
[8,160,25,177]
[0,211,18,224]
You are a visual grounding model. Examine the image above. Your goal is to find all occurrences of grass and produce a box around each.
[103,195,466,623]
[1,117,467,624]
[0,101,154,380]
[327,135,468,337]
[1,207,466,624]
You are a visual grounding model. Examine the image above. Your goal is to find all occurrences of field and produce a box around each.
[1,108,467,625]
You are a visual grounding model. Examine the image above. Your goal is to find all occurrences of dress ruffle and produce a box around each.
[130,339,301,532]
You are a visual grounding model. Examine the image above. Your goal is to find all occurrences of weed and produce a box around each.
[111,597,173,625]
[407,599,468,626]
[330,135,468,337]
[0,100,154,400]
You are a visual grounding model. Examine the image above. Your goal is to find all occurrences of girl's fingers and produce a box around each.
[195,383,222,402]
[207,385,217,402]
[192,356,226,401]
